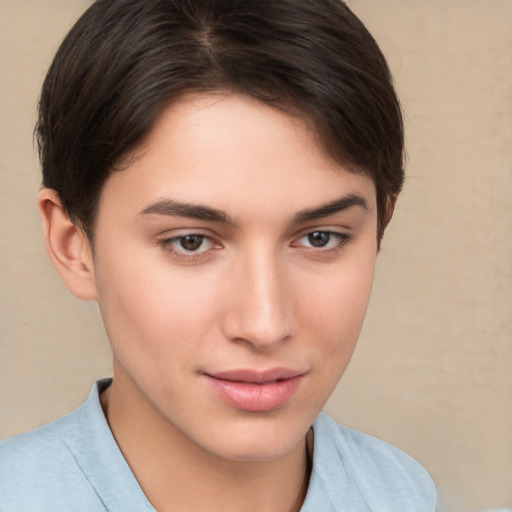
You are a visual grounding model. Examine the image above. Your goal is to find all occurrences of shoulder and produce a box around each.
[308,413,437,511]
[1,406,79,473]
[0,400,106,511]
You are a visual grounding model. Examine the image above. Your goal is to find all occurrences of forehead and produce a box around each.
[98,93,376,221]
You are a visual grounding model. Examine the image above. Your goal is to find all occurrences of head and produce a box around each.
[37,0,404,463]
[37,0,403,246]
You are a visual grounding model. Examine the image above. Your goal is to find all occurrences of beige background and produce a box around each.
[0,1,511,511]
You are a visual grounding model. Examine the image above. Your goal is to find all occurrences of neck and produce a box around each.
[100,373,312,512]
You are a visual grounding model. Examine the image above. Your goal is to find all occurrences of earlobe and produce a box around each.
[38,188,98,301]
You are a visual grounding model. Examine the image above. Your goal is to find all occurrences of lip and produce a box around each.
[203,368,306,412]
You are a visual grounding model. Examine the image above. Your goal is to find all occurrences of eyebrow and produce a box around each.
[139,193,367,225]
[292,194,368,224]
[139,199,233,224]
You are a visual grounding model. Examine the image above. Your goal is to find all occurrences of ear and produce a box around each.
[377,193,398,251]
[383,193,398,227]
[38,188,98,301]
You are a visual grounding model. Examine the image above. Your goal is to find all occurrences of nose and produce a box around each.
[221,250,296,351]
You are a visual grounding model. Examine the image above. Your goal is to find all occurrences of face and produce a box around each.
[90,93,378,462]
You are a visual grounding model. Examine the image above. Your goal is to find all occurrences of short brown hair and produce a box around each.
[37,0,404,242]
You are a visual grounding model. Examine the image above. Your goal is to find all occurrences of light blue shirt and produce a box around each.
[0,379,436,511]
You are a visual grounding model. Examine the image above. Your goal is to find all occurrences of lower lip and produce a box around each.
[204,375,303,412]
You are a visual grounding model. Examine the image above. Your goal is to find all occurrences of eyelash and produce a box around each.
[159,233,221,262]
[158,230,352,262]
[292,231,352,252]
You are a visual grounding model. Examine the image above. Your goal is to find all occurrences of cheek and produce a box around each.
[301,253,375,376]
[304,255,374,333]
[93,252,224,365]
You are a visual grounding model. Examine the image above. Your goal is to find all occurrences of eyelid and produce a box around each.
[290,228,353,253]
[157,230,223,262]
[291,224,353,240]
[157,226,220,243]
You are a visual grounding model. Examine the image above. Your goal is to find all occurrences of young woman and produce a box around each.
[0,1,436,510]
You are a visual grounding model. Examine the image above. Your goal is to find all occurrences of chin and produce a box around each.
[195,409,313,463]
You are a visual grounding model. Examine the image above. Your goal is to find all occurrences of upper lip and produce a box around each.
[205,367,306,384]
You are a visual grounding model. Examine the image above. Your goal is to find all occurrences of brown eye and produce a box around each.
[307,231,331,247]
[294,230,351,253]
[179,235,205,251]
[159,232,220,261]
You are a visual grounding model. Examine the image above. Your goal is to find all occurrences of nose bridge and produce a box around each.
[224,245,294,349]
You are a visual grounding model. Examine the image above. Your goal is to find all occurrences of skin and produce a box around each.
[39,93,379,512]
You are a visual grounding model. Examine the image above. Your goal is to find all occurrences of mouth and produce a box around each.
[203,368,306,412]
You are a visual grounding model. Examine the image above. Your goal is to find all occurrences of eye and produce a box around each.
[177,234,208,252]
[294,230,351,251]
[160,233,217,256]
[305,231,331,248]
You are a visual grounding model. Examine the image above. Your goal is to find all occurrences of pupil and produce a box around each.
[180,235,203,251]
[308,231,330,247]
